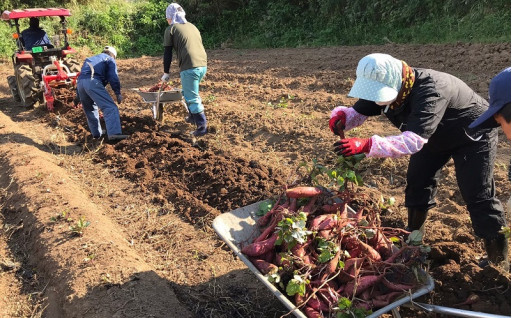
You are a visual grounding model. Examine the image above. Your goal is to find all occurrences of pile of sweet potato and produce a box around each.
[140,81,176,92]
[241,186,428,317]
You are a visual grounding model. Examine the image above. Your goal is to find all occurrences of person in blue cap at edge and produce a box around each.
[470,68,511,140]
[329,53,508,267]
[77,46,128,141]
[469,67,511,268]
[161,3,208,137]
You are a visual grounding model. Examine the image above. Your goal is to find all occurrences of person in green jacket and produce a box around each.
[161,3,208,136]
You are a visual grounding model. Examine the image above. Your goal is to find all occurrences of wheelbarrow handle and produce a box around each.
[411,302,509,318]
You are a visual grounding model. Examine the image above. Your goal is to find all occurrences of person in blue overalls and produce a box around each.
[21,17,52,50]
[77,46,127,141]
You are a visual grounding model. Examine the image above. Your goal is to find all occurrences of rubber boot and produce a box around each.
[407,208,429,232]
[483,234,508,267]
[191,112,208,137]
[108,134,129,141]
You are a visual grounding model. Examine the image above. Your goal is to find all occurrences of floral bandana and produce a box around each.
[166,3,187,24]
[389,61,415,110]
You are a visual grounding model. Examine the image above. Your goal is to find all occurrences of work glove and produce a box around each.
[333,137,372,156]
[116,94,122,104]
[161,73,170,82]
[329,111,347,136]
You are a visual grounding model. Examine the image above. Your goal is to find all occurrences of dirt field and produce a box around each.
[0,43,510,318]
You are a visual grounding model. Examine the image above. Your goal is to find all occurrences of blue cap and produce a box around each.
[469,67,511,129]
[348,53,403,102]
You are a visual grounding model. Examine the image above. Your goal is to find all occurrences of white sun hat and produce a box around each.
[348,53,404,103]
[104,46,117,58]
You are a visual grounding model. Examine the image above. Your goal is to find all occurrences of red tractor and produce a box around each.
[2,8,81,111]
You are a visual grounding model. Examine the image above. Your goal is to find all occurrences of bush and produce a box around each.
[0,0,509,60]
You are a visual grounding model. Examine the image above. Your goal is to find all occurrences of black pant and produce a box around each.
[405,128,505,240]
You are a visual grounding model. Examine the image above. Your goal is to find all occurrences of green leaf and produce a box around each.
[407,230,424,246]
[337,297,352,310]
[389,236,401,243]
[353,307,372,317]
[286,275,307,296]
[318,249,332,263]
[257,201,273,216]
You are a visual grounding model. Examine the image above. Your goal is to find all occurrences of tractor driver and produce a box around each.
[21,17,52,50]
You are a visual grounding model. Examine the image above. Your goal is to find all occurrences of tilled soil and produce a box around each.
[0,43,510,318]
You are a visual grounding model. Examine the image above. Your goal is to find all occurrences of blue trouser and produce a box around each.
[180,66,207,114]
[77,78,122,137]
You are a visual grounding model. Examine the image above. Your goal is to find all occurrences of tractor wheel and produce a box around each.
[7,75,21,102]
[63,57,81,73]
[15,65,38,107]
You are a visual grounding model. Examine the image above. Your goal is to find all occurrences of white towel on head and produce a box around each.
[166,3,187,24]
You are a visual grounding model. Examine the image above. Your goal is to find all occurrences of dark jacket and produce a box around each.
[353,68,491,153]
[21,27,51,50]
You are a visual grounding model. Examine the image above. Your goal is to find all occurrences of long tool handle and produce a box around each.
[411,302,509,318]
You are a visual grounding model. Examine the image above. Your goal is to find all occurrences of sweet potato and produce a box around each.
[383,246,418,263]
[261,250,275,263]
[317,229,332,239]
[360,288,371,301]
[292,241,308,258]
[321,202,346,214]
[318,218,340,231]
[382,277,415,291]
[304,306,323,318]
[286,186,322,199]
[288,197,298,212]
[257,198,287,227]
[251,258,278,275]
[301,196,318,216]
[368,291,405,308]
[370,229,394,259]
[254,214,281,243]
[359,240,382,262]
[311,214,335,231]
[354,207,365,222]
[307,295,330,312]
[370,299,390,308]
[374,291,404,303]
[318,286,339,305]
[324,250,341,277]
[295,292,307,306]
[342,274,383,297]
[338,257,364,283]
[241,234,278,257]
[454,293,480,306]
[341,235,361,257]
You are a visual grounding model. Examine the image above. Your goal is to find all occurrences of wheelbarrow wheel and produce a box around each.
[152,103,164,122]
[156,103,164,121]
